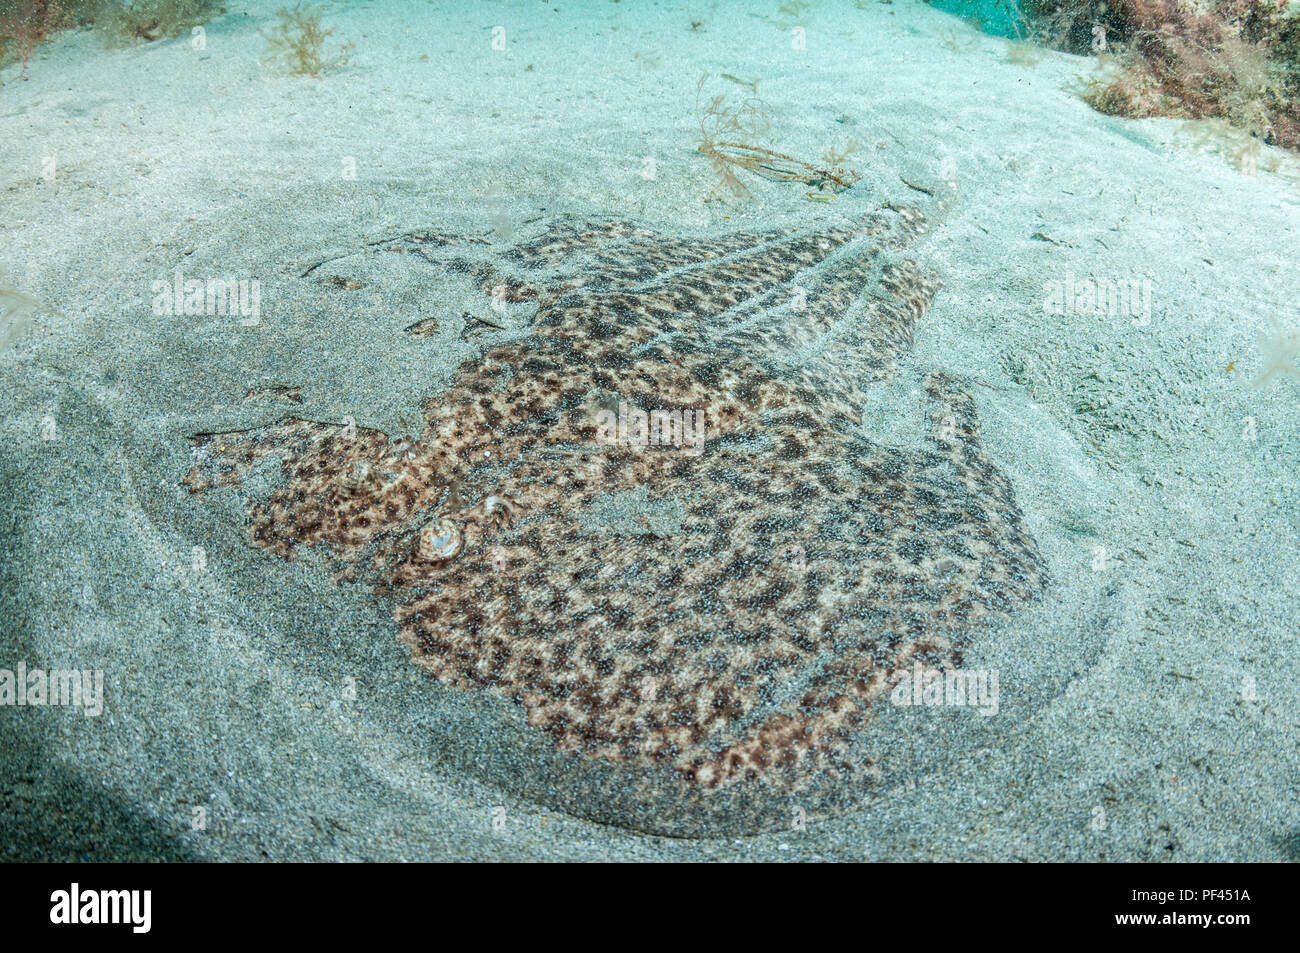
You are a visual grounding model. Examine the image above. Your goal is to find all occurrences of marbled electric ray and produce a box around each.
[184,205,1047,796]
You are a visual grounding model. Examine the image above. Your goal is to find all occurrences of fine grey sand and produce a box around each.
[1,0,1298,860]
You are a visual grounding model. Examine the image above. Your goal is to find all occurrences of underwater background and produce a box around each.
[1,0,1298,860]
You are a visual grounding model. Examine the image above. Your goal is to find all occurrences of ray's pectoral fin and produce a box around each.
[924,370,984,454]
[918,370,1050,602]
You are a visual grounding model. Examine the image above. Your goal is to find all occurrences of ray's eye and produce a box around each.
[337,459,375,494]
[418,518,463,562]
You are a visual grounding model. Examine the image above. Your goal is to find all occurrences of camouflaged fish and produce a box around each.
[183,205,1047,793]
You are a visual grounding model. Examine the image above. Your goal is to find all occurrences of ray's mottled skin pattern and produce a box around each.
[184,206,1048,791]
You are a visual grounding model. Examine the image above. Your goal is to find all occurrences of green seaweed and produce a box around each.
[260,3,352,78]
[104,0,216,44]
[0,0,92,71]
[1036,0,1300,151]
[0,1,216,75]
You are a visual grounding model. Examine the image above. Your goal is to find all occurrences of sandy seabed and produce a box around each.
[1,0,1297,860]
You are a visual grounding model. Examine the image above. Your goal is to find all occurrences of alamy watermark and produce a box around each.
[50,883,150,933]
[890,662,999,716]
[594,402,705,456]
[0,662,103,716]
[1042,272,1152,326]
[151,271,261,325]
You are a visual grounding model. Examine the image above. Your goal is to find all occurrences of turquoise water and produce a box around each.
[926,0,1027,37]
